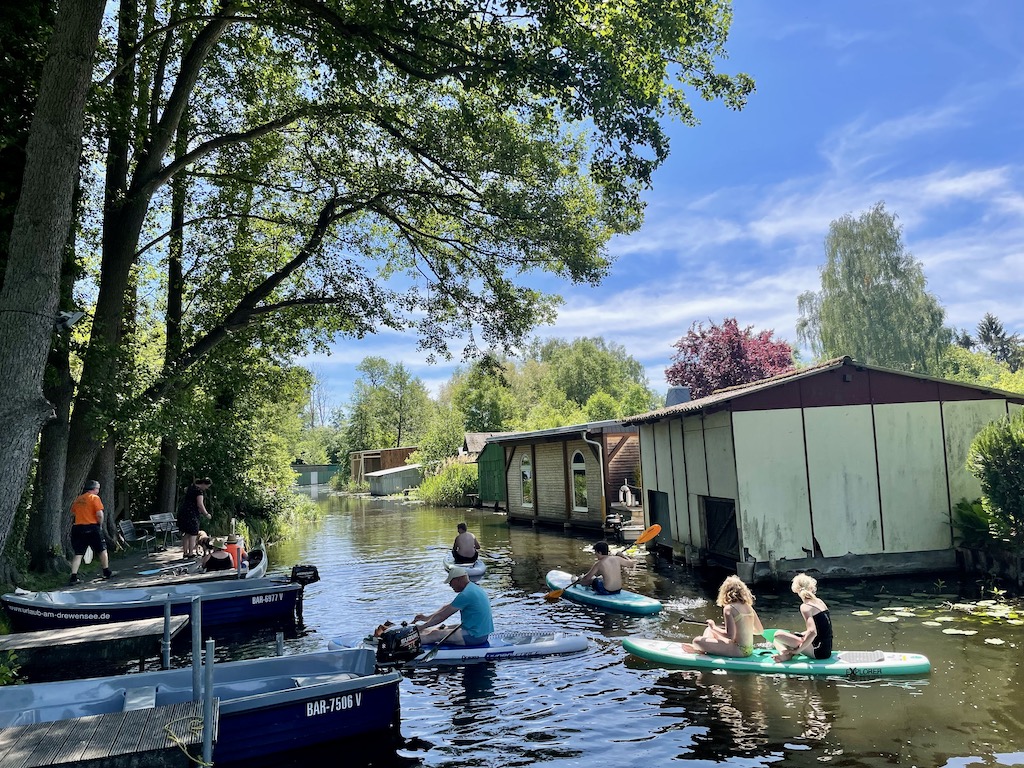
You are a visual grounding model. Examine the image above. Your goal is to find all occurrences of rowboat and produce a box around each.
[442,553,487,579]
[544,569,663,615]
[1,575,302,632]
[328,628,589,666]
[0,648,402,764]
[622,636,932,677]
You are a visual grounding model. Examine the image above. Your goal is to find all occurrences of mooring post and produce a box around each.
[203,638,215,764]
[162,601,172,669]
[191,596,202,701]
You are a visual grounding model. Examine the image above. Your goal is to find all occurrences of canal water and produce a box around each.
[223,494,1022,767]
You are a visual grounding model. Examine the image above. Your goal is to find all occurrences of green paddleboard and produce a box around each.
[622,636,931,677]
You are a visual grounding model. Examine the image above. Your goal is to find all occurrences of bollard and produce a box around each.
[202,638,215,765]
[190,596,202,701]
[161,601,172,669]
[276,631,284,656]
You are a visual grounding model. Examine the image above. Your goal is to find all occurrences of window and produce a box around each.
[521,454,533,507]
[572,451,588,511]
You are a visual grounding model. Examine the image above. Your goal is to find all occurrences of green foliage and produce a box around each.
[0,651,20,686]
[584,391,621,421]
[967,410,1024,548]
[450,362,521,432]
[938,347,1024,395]
[341,359,432,454]
[951,498,995,549]
[409,406,467,476]
[797,202,950,373]
[418,462,479,507]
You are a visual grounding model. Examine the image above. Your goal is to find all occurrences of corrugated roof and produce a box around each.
[463,432,515,454]
[365,464,422,477]
[623,355,1024,425]
[485,420,634,444]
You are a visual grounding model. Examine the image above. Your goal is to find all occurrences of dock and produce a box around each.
[0,616,190,680]
[0,698,218,767]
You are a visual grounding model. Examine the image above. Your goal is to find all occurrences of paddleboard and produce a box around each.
[442,553,487,578]
[328,630,588,665]
[545,570,663,615]
[622,636,931,677]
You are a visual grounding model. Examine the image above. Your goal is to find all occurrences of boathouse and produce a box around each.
[487,421,640,530]
[349,446,417,485]
[462,433,515,508]
[366,463,423,496]
[623,356,1024,582]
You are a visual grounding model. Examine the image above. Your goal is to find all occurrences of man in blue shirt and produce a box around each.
[413,567,494,646]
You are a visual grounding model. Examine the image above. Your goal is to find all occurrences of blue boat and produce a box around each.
[0,648,402,764]
[1,576,302,632]
[545,569,663,615]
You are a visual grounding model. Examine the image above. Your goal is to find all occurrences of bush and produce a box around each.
[967,410,1024,548]
[0,651,21,686]
[951,498,994,549]
[419,462,478,507]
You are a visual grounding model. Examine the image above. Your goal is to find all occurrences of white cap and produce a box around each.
[445,566,468,583]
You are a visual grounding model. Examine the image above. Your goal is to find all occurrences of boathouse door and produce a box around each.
[702,497,739,567]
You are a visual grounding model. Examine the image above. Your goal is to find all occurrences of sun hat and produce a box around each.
[210,537,227,550]
[444,566,468,583]
[226,534,239,544]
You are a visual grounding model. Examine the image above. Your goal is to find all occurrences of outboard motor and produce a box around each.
[288,564,321,622]
[377,623,422,664]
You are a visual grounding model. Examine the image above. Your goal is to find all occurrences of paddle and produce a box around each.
[543,524,662,601]
[419,623,462,663]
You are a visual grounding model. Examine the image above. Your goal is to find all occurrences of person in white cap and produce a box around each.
[412,566,494,646]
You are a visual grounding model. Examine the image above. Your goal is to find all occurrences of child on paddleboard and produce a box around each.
[683,575,763,657]
[770,573,833,662]
[578,541,633,595]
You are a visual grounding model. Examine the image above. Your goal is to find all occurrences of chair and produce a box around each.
[149,513,181,551]
[118,519,156,555]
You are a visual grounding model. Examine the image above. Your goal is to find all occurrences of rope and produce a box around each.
[164,714,213,767]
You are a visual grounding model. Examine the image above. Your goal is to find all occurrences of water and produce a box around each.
[219,495,1024,767]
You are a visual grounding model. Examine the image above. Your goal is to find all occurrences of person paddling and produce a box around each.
[451,522,480,564]
[771,573,833,662]
[578,541,633,595]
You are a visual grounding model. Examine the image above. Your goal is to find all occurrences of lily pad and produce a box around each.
[877,616,899,623]
[893,611,917,618]
[941,628,978,635]
[976,600,997,607]
[851,610,873,616]
[984,638,1006,645]
[934,616,956,622]
[922,621,942,627]
[1008,619,1023,626]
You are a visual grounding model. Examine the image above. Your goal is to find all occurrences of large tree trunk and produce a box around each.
[0,0,106,560]
[91,439,118,543]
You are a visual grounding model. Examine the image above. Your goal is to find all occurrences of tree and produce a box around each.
[531,337,650,407]
[975,314,1022,373]
[797,202,951,373]
[409,405,467,476]
[967,410,1024,547]
[450,362,520,432]
[665,318,794,399]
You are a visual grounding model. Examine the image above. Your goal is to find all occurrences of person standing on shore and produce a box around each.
[68,480,112,584]
[176,477,213,557]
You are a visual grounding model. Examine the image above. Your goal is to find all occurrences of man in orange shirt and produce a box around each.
[69,480,112,584]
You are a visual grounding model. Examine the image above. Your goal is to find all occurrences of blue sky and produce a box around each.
[300,2,1024,413]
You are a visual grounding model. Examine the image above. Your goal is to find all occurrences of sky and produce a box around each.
[299,2,1024,413]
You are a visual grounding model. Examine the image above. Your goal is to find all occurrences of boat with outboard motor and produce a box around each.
[329,623,589,666]
[1,563,320,632]
[0,647,402,764]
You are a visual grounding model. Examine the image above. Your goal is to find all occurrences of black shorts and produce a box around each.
[71,524,106,556]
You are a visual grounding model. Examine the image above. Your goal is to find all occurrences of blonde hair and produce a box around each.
[791,573,818,601]
[717,575,755,607]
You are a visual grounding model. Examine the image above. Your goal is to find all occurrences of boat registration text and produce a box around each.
[307,692,362,716]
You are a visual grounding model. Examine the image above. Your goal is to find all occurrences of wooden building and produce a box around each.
[366,464,423,496]
[623,356,1024,581]
[349,447,417,485]
[462,433,514,508]
[488,422,640,530]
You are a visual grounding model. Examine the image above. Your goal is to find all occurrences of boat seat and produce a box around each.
[123,686,158,711]
[837,650,885,664]
[292,673,359,687]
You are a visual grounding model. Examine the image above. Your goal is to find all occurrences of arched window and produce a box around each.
[520,454,533,507]
[572,451,588,511]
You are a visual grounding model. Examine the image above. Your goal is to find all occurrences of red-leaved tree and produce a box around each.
[665,318,795,399]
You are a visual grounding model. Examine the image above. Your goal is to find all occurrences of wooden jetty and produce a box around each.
[0,616,189,680]
[0,698,218,768]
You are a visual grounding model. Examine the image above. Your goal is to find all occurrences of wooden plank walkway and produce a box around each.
[0,699,218,768]
[0,616,190,678]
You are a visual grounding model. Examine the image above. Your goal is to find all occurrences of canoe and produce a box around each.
[0,648,402,764]
[622,636,932,677]
[1,574,302,632]
[545,569,663,615]
[442,553,487,579]
[328,629,589,665]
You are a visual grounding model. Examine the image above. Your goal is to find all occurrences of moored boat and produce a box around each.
[545,569,663,615]
[622,636,932,677]
[0,648,402,764]
[1,572,304,632]
[328,628,589,666]
[442,553,487,579]
[135,538,269,581]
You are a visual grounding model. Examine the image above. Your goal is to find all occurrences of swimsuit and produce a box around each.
[592,576,621,595]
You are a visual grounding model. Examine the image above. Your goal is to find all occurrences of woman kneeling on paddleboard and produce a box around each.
[683,575,763,657]
[770,573,833,663]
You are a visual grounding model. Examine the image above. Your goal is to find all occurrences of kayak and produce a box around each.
[622,636,932,677]
[328,630,589,665]
[545,570,663,615]
[443,553,486,578]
